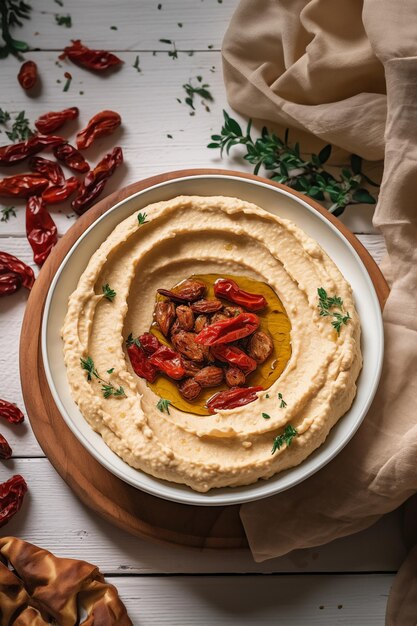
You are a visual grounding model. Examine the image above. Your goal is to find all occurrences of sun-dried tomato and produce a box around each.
[149,345,185,380]
[0,475,28,528]
[127,341,158,383]
[196,313,259,346]
[29,156,65,186]
[42,176,79,205]
[60,39,123,71]
[0,174,49,198]
[53,142,90,173]
[0,399,24,424]
[0,435,12,460]
[26,196,58,266]
[76,110,122,150]
[206,386,263,413]
[0,135,65,167]
[214,278,267,311]
[211,344,257,373]
[17,60,38,90]
[138,332,161,355]
[0,251,35,290]
[35,107,79,134]
[71,147,123,215]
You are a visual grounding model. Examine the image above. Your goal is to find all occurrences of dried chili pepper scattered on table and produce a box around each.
[71,146,123,215]
[0,251,35,291]
[0,174,49,198]
[206,386,263,413]
[0,272,21,296]
[196,312,260,346]
[0,475,28,528]
[26,196,58,266]
[17,60,38,90]
[35,107,79,134]
[127,340,158,383]
[29,156,65,186]
[214,278,267,311]
[0,435,12,460]
[60,39,123,71]
[76,110,122,150]
[42,176,79,205]
[0,400,24,424]
[0,135,65,167]
[53,142,90,173]
[148,345,186,380]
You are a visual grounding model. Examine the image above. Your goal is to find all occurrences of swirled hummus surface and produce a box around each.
[62,195,362,492]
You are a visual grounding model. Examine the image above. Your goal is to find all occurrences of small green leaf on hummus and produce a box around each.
[81,356,126,399]
[157,398,172,414]
[265,393,270,398]
[137,212,148,225]
[107,368,114,374]
[102,283,116,301]
[317,288,350,335]
[278,393,287,408]
[271,425,298,455]
[262,412,271,420]
[126,333,141,348]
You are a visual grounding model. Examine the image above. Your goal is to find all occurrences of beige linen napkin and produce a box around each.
[223,1,417,620]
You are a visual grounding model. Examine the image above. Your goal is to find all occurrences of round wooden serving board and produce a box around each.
[20,169,389,550]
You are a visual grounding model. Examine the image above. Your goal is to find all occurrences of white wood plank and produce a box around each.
[103,574,394,625]
[17,0,238,51]
[1,458,406,574]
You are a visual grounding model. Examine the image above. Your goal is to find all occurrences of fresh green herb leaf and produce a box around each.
[0,206,16,222]
[159,38,178,59]
[262,412,271,420]
[209,111,378,216]
[332,311,351,334]
[157,398,171,414]
[81,356,125,398]
[265,393,270,399]
[63,71,72,92]
[80,356,99,381]
[126,333,141,348]
[177,22,183,27]
[271,425,298,455]
[0,108,10,124]
[157,3,162,8]
[317,288,350,335]
[102,383,126,398]
[102,283,116,302]
[55,13,72,27]
[167,133,173,138]
[107,368,114,374]
[159,38,171,44]
[0,0,31,59]
[181,77,213,114]
[133,54,141,72]
[137,212,148,225]
[278,393,287,408]
[5,111,34,142]
[54,0,64,6]
[110,25,118,30]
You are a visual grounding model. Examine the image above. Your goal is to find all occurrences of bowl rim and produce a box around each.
[41,172,385,506]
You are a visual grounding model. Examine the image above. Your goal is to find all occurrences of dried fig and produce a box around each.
[247,330,273,363]
[194,314,208,333]
[225,366,246,387]
[176,305,194,330]
[194,365,224,388]
[172,330,205,362]
[179,378,201,400]
[191,298,223,314]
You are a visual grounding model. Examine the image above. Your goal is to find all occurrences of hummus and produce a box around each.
[62,195,362,492]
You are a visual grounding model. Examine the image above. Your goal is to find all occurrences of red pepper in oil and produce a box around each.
[206,386,263,413]
[196,312,259,346]
[214,278,267,311]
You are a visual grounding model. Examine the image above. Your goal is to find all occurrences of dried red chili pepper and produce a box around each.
[17,60,38,90]
[214,278,267,311]
[35,107,79,134]
[149,345,185,380]
[0,174,49,198]
[127,340,158,383]
[42,176,79,205]
[0,435,12,460]
[29,156,65,186]
[60,39,123,71]
[196,313,259,346]
[76,110,122,150]
[0,252,35,290]
[26,196,58,266]
[0,400,24,424]
[211,344,257,373]
[53,142,90,173]
[206,386,263,413]
[0,475,28,528]
[0,272,22,296]
[0,135,65,167]
[139,332,161,355]
[71,147,123,215]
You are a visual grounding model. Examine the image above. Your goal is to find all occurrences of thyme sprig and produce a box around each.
[317,287,351,335]
[278,393,287,408]
[208,111,378,217]
[55,13,71,27]
[102,283,116,302]
[137,212,148,225]
[271,424,298,455]
[2,110,34,141]
[0,205,16,221]
[157,398,171,414]
[0,0,31,58]
[80,356,126,399]
[126,333,141,348]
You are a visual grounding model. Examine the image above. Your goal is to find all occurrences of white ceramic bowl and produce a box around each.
[41,174,384,506]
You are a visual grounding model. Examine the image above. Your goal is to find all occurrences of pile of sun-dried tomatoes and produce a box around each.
[127,278,274,412]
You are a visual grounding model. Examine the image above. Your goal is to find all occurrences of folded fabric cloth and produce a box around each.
[0,536,132,626]
[223,0,417,622]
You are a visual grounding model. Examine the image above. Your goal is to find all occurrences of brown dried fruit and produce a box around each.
[158,279,206,303]
[191,298,223,314]
[154,301,175,336]
[211,312,229,324]
[179,378,201,400]
[194,314,208,333]
[194,366,224,388]
[172,331,205,362]
[176,305,195,330]
[247,330,274,363]
[225,366,246,387]
[182,359,203,377]
[224,305,244,317]
[170,319,181,336]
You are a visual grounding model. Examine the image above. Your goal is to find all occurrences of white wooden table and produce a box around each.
[0,1,400,623]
